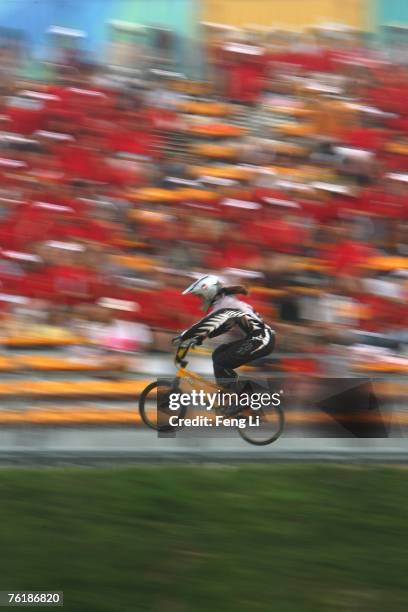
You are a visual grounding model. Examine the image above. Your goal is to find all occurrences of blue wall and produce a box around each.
[375,0,408,27]
[0,0,196,58]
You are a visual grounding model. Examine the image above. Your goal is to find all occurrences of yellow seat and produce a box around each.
[179,101,232,116]
[276,122,316,137]
[17,356,123,372]
[192,144,238,159]
[188,124,246,138]
[363,257,408,271]
[0,335,85,348]
[175,187,219,201]
[250,286,285,297]
[266,106,314,117]
[0,408,143,425]
[189,165,252,180]
[289,287,323,296]
[0,356,16,371]
[384,142,408,156]
[291,259,329,272]
[0,383,15,395]
[12,379,148,397]
[128,188,180,203]
[111,255,156,272]
[269,142,309,156]
[354,362,408,373]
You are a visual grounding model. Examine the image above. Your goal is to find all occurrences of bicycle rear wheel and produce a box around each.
[238,404,285,446]
[139,379,186,433]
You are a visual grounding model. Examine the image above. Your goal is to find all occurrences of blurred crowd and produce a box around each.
[0,25,407,373]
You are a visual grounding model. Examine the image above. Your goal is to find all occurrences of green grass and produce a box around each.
[0,464,407,612]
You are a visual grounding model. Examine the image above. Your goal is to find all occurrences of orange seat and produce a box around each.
[179,101,232,116]
[188,124,246,138]
[250,286,285,297]
[128,188,180,203]
[0,379,148,397]
[276,122,316,137]
[189,165,252,180]
[0,408,142,425]
[266,105,313,118]
[363,257,408,271]
[111,255,156,272]
[192,144,238,159]
[0,356,16,371]
[17,356,123,372]
[175,187,219,201]
[384,142,408,155]
[0,335,86,348]
[354,362,408,374]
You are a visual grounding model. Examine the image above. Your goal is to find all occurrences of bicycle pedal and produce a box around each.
[222,406,243,417]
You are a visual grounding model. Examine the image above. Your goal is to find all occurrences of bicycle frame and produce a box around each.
[138,343,285,446]
[174,344,219,393]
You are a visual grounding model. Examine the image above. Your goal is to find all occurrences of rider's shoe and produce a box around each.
[220,381,253,417]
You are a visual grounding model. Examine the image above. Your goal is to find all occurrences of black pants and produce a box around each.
[212,333,275,389]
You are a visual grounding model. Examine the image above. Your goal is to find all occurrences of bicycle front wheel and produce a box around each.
[139,379,186,433]
[238,404,285,446]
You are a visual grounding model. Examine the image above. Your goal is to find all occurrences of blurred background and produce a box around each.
[0,0,406,449]
[0,3,407,611]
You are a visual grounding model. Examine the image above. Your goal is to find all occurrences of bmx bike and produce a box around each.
[139,343,285,446]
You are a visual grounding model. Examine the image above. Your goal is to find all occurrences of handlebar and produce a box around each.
[174,343,192,367]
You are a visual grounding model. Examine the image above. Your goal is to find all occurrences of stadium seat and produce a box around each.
[129,188,181,203]
[0,336,86,348]
[110,255,157,272]
[189,165,253,180]
[188,124,246,138]
[17,356,125,372]
[0,380,148,398]
[178,101,232,116]
[191,144,238,159]
[363,257,408,271]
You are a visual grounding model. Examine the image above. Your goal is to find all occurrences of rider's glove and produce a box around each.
[172,335,191,348]
[172,335,203,348]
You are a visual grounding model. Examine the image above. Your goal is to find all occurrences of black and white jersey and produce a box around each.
[180,294,274,352]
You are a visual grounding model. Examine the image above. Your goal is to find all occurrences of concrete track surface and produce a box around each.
[0,351,406,465]
[1,427,408,465]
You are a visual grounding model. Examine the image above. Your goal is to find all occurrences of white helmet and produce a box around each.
[182,274,222,310]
